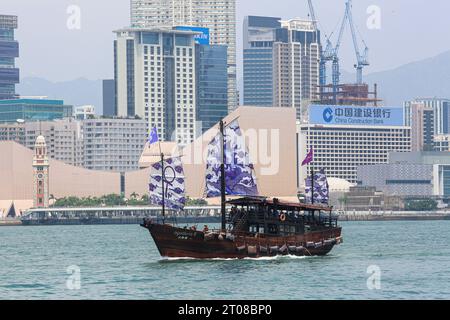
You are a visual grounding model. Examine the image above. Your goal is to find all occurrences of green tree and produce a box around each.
[186,197,208,206]
[130,192,139,200]
[405,199,438,211]
[51,193,153,208]
[338,195,348,210]
[102,194,126,206]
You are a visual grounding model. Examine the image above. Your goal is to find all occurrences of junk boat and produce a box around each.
[141,120,342,259]
[142,197,342,258]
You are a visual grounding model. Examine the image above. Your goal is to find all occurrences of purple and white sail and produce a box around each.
[149,156,186,210]
[305,169,329,205]
[205,120,259,198]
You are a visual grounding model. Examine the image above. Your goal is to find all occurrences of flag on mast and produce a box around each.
[148,127,159,145]
[302,147,314,166]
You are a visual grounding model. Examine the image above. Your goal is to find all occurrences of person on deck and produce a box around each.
[272,209,279,218]
[230,206,238,221]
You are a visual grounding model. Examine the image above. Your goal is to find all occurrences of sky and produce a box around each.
[2,0,450,83]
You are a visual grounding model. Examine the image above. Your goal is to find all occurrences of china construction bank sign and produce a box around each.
[309,105,405,127]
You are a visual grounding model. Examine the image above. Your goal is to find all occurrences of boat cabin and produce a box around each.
[226,197,338,236]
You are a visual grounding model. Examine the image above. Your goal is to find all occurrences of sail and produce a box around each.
[149,156,186,210]
[205,120,258,198]
[305,168,329,205]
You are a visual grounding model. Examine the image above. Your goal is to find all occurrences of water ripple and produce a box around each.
[1,221,450,299]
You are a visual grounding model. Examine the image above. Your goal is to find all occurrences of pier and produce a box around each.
[8,207,450,226]
[20,206,222,226]
[337,211,450,221]
[0,219,22,226]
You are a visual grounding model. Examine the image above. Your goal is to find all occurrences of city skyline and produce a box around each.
[3,1,450,303]
[1,0,450,84]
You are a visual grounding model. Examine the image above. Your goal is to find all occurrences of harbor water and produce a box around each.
[1,221,450,300]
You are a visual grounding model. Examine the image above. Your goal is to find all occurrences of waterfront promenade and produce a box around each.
[337,210,450,221]
[0,219,21,226]
[2,207,450,226]
[18,206,222,226]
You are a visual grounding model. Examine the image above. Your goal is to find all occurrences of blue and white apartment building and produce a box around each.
[114,26,228,146]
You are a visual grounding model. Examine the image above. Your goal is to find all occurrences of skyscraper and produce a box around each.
[114,27,228,144]
[196,44,228,133]
[130,0,236,113]
[243,16,281,107]
[114,28,198,145]
[0,15,19,100]
[102,79,116,116]
[404,102,434,152]
[273,20,320,120]
[406,98,450,136]
[243,17,320,119]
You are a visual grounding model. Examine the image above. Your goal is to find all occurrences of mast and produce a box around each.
[161,152,165,224]
[311,165,314,205]
[220,120,226,231]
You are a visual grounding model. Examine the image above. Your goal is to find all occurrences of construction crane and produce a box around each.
[346,0,369,84]
[308,0,369,102]
[331,4,348,103]
[329,0,370,102]
[307,0,333,87]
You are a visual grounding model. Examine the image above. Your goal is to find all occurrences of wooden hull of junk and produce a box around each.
[142,222,342,259]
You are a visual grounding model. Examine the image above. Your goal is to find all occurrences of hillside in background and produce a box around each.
[340,50,450,105]
[17,51,450,113]
[17,77,104,114]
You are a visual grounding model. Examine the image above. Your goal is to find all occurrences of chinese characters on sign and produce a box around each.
[309,105,404,127]
[334,107,392,119]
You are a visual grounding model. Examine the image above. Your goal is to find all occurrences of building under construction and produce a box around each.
[316,83,382,106]
[308,0,382,107]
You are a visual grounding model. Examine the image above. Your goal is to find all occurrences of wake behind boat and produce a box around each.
[141,120,342,259]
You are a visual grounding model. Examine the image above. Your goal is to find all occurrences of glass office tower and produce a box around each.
[0,15,19,100]
[196,44,228,133]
